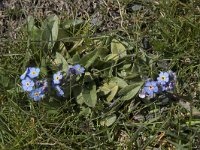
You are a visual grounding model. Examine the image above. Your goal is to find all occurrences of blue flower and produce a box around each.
[22,77,35,91]
[28,67,40,78]
[20,68,29,80]
[29,88,44,101]
[68,64,85,75]
[144,81,158,96]
[54,85,64,96]
[157,72,169,85]
[73,64,85,74]
[53,71,63,84]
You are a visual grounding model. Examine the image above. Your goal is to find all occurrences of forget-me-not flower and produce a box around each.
[144,81,158,96]
[53,71,63,84]
[73,64,85,74]
[157,72,169,85]
[28,67,40,78]
[29,88,44,101]
[22,77,34,91]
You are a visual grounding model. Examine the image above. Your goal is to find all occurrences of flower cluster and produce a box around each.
[20,64,85,101]
[139,71,176,98]
[20,67,47,101]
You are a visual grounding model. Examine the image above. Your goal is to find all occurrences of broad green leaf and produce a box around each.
[123,72,140,80]
[110,77,128,88]
[82,82,97,107]
[100,114,117,126]
[71,53,81,64]
[27,16,35,33]
[99,82,119,102]
[118,81,144,101]
[104,54,118,61]
[77,93,84,105]
[107,85,118,102]
[70,39,84,52]
[55,52,68,72]
[42,15,60,49]
[79,106,92,116]
[60,42,71,59]
[27,16,41,42]
[48,15,59,42]
[79,49,102,68]
[99,83,111,95]
[122,64,132,69]
[111,39,127,60]
[62,19,83,29]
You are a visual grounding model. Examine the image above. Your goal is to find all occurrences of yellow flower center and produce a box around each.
[161,76,165,80]
[149,86,154,90]
[32,71,36,75]
[34,92,39,96]
[56,76,60,80]
[26,82,30,86]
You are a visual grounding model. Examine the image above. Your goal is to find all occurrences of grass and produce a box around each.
[1,0,200,149]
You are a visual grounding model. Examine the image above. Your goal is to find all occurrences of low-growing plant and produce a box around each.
[1,0,200,149]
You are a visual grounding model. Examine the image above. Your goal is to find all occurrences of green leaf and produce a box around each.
[82,82,97,107]
[79,106,92,116]
[104,54,118,61]
[70,53,81,64]
[100,114,117,126]
[99,83,111,95]
[27,16,41,42]
[77,93,84,105]
[79,49,102,68]
[111,39,127,60]
[27,16,35,33]
[70,39,84,52]
[62,19,84,29]
[110,77,128,88]
[55,52,69,72]
[107,85,118,102]
[118,81,144,101]
[99,81,119,102]
[42,15,60,49]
